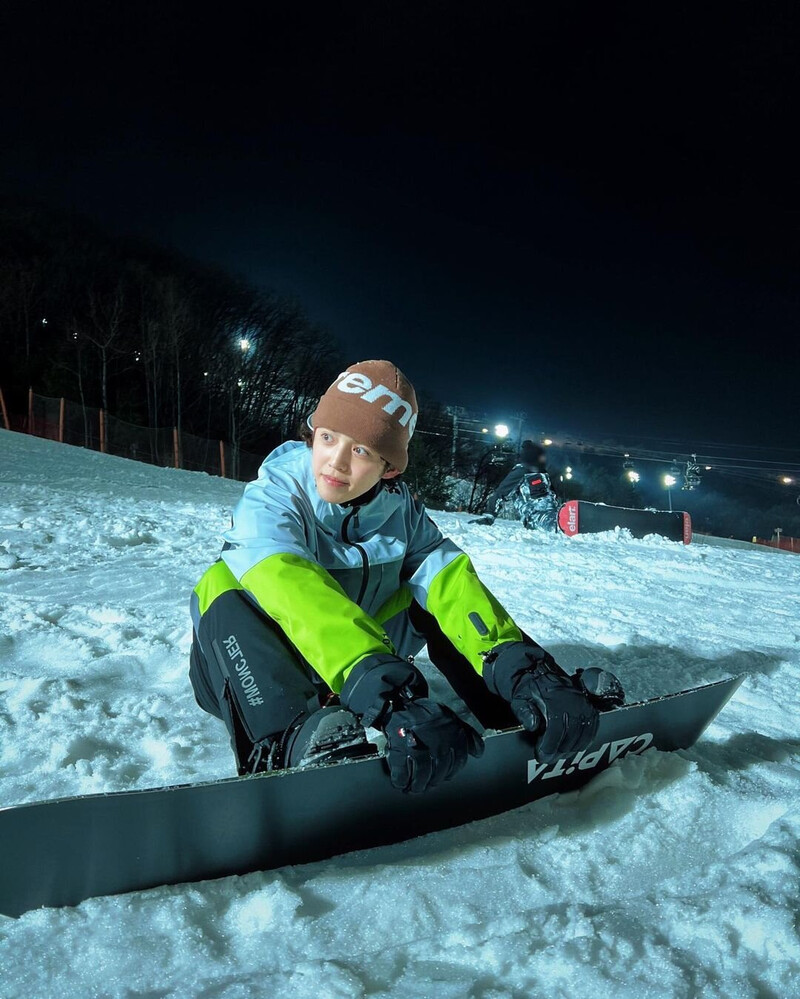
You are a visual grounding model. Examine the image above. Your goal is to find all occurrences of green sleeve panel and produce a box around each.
[425,553,523,673]
[193,559,244,617]
[240,552,394,693]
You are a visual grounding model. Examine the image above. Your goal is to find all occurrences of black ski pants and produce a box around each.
[189,587,516,769]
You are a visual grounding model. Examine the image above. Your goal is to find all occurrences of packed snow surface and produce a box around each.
[1,429,799,999]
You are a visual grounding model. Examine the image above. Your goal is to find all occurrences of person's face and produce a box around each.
[311,427,400,504]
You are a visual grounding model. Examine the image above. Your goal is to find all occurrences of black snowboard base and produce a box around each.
[558,500,692,544]
[0,675,743,917]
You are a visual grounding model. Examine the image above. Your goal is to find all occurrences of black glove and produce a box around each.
[483,642,623,763]
[341,654,483,793]
[382,697,484,793]
[340,653,429,728]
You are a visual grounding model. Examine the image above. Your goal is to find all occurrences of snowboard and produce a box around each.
[558,500,692,544]
[0,674,743,918]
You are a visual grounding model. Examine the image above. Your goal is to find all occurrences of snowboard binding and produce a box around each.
[246,707,378,774]
[285,707,378,769]
[573,667,626,709]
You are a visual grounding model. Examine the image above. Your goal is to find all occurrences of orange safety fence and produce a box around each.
[753,536,800,554]
[1,387,263,482]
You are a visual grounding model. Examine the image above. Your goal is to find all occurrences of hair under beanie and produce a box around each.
[311,360,418,472]
[521,440,545,466]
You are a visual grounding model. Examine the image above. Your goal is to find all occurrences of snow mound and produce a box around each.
[1,429,799,998]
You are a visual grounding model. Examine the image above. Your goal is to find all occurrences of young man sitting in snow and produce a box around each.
[478,440,560,531]
[188,360,622,792]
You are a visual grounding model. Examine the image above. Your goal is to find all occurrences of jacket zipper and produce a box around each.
[342,509,370,605]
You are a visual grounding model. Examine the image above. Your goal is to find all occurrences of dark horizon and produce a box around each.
[1,3,799,451]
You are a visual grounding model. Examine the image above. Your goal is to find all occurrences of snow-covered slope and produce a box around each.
[1,429,799,998]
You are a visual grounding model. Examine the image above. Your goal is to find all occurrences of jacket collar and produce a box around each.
[340,480,384,509]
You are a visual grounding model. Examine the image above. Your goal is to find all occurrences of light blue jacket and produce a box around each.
[195,440,521,692]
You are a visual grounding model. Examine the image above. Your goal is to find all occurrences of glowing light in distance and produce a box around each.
[543,438,553,446]
[627,470,640,483]
[781,476,794,484]
[494,424,509,438]
[239,338,251,351]
[664,474,677,487]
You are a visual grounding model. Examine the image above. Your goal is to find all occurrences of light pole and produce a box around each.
[446,406,463,472]
[469,424,510,512]
[623,456,640,489]
[230,336,252,479]
[663,474,676,512]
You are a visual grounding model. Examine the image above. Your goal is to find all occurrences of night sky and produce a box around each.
[2,2,798,446]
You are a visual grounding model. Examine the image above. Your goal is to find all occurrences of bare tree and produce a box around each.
[0,259,40,363]
[83,278,128,414]
[157,274,193,441]
[60,320,91,446]
[129,262,165,437]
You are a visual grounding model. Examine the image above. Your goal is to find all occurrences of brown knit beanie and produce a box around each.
[311,360,418,472]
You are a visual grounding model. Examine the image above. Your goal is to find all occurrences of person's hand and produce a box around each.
[340,653,429,728]
[506,665,598,761]
[381,698,484,793]
[340,654,484,792]
[483,642,623,763]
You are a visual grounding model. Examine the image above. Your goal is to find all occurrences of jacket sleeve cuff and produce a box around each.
[340,654,429,728]
[482,640,549,700]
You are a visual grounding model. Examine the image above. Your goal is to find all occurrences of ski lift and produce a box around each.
[622,457,640,483]
[620,459,638,484]
[684,472,701,490]
[682,453,702,491]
